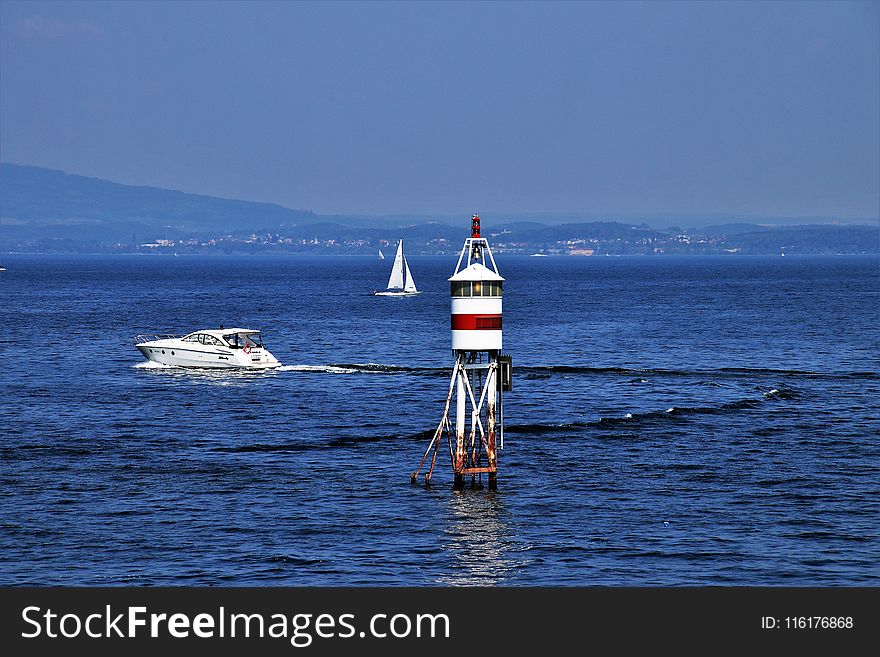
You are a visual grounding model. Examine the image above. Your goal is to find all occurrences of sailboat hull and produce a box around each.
[372,290,421,296]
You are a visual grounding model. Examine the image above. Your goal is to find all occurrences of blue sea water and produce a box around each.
[0,254,878,586]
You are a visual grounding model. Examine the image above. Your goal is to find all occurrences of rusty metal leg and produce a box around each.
[487,364,498,490]
[425,420,443,483]
[411,431,437,484]
[413,358,460,484]
[453,362,466,490]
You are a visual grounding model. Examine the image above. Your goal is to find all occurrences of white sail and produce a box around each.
[386,241,405,290]
[374,239,419,295]
[378,248,385,260]
[403,258,417,292]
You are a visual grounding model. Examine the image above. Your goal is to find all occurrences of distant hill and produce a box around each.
[726,225,880,255]
[0,163,317,237]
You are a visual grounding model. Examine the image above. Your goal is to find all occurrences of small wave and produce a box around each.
[268,554,323,567]
[763,387,798,400]
[510,392,786,435]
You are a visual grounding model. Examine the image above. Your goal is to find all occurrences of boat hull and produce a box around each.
[135,341,281,369]
[372,290,420,296]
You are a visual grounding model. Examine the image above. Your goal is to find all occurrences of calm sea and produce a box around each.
[1,254,878,585]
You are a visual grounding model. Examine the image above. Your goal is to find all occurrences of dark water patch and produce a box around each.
[665,463,705,471]
[212,443,319,453]
[409,427,447,441]
[112,434,141,441]
[792,531,872,542]
[720,367,879,380]
[268,555,325,566]
[326,434,405,447]
[755,477,816,486]
[218,526,258,534]
[684,472,721,482]
[751,426,788,436]
[519,365,879,381]
[0,445,97,457]
[596,415,641,427]
[505,422,592,434]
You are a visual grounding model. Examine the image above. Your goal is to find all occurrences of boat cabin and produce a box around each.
[181,329,264,349]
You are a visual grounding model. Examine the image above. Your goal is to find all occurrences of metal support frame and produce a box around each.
[412,351,501,489]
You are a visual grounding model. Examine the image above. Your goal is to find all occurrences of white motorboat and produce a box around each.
[134,328,281,369]
[373,240,419,296]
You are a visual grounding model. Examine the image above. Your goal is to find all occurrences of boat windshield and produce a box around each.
[182,333,225,345]
[223,332,263,349]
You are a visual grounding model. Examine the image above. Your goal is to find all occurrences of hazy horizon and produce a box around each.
[1,1,877,219]
[2,160,878,228]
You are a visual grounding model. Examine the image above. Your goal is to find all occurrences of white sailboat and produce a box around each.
[373,240,419,296]
[378,248,385,260]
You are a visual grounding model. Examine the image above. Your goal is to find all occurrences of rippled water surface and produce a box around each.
[1,254,878,585]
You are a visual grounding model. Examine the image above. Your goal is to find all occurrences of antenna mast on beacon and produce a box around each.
[412,215,512,489]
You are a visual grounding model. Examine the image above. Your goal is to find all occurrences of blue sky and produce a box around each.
[1,0,877,218]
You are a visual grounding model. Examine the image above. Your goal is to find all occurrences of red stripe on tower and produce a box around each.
[471,214,481,238]
[451,314,502,330]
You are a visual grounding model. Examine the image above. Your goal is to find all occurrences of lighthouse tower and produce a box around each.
[412,215,511,489]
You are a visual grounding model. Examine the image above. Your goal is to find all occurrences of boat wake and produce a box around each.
[277,365,361,374]
[277,363,442,375]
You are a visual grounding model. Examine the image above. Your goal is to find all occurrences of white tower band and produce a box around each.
[412,216,512,489]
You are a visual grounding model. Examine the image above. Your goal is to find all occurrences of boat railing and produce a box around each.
[134,334,180,345]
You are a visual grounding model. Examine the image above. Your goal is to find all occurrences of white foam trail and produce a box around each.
[133,361,174,369]
[277,364,359,374]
